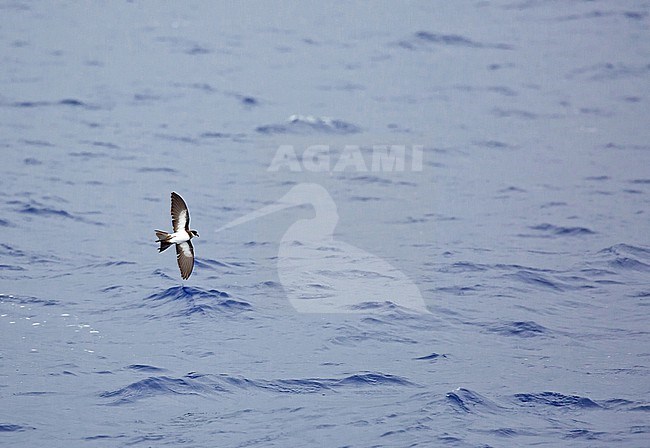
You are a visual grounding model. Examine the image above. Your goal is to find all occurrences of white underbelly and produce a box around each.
[169,231,190,244]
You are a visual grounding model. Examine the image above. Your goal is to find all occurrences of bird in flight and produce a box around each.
[155,192,199,280]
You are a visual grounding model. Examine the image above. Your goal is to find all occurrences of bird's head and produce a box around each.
[190,230,199,238]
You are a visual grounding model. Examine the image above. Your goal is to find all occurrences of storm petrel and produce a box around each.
[155,192,199,280]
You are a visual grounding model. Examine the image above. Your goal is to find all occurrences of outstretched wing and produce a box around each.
[171,192,190,233]
[176,241,194,280]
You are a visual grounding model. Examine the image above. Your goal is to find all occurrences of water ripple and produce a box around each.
[100,375,225,405]
[8,98,99,109]
[487,320,549,338]
[397,31,513,50]
[144,286,251,317]
[597,244,650,272]
[256,114,360,135]
[127,364,166,373]
[446,388,503,413]
[101,371,416,404]
[508,270,565,291]
[514,392,601,409]
[530,223,596,236]
[0,424,31,432]
[0,293,59,307]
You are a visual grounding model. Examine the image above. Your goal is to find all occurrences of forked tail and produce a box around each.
[155,230,172,253]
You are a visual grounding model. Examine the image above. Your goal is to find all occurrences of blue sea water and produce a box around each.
[1,1,649,446]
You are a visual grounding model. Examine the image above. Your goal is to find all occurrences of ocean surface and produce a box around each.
[1,1,649,447]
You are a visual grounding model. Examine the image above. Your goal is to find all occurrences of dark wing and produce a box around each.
[176,241,194,280]
[171,192,190,233]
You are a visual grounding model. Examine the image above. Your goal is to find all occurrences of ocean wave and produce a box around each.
[330,330,418,346]
[256,114,361,135]
[0,424,31,432]
[89,260,136,268]
[101,371,416,404]
[397,31,513,50]
[9,199,102,225]
[144,286,250,317]
[8,98,98,109]
[0,293,59,307]
[438,262,488,273]
[337,373,414,387]
[348,175,394,185]
[83,434,126,441]
[508,270,565,291]
[137,166,178,173]
[348,301,403,311]
[530,223,596,236]
[14,203,76,220]
[446,388,503,413]
[255,280,282,289]
[345,301,434,323]
[146,285,231,302]
[597,244,650,272]
[567,62,650,81]
[126,364,166,373]
[414,352,447,361]
[220,376,334,394]
[514,392,601,409]
[100,375,224,405]
[599,243,650,259]
[487,320,549,338]
[193,258,231,269]
[595,398,637,410]
[0,264,25,272]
